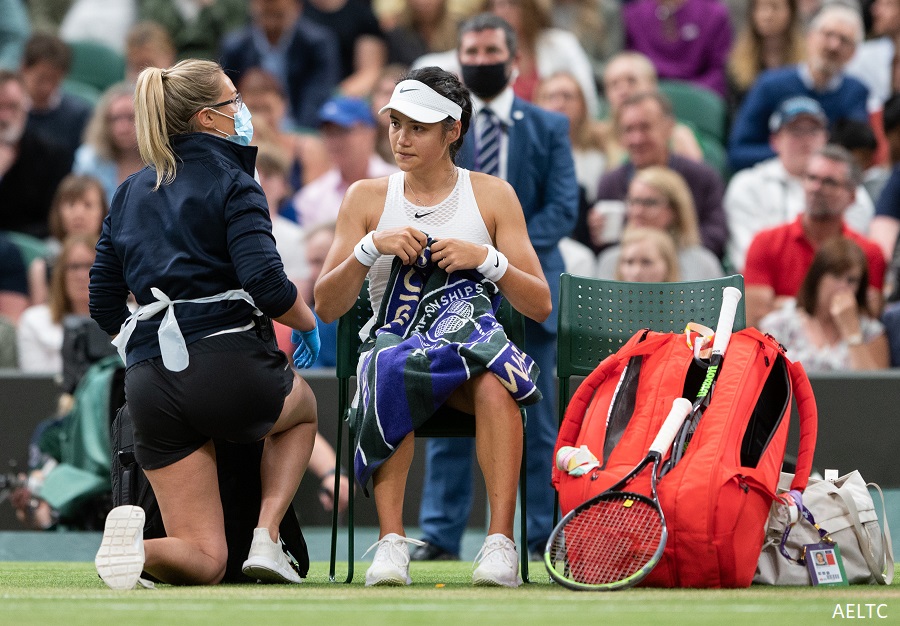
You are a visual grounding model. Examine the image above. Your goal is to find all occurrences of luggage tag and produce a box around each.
[805,543,849,586]
[778,492,848,586]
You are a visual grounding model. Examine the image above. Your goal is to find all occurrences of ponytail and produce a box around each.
[133,59,226,190]
[135,67,176,189]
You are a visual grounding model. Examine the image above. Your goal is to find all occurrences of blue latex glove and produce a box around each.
[291,323,321,369]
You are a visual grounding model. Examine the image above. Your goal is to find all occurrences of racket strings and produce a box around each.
[548,495,664,586]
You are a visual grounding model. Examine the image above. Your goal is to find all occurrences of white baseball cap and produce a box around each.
[378,79,462,123]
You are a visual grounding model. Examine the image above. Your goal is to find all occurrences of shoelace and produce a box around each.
[278,536,302,575]
[473,537,517,568]
[363,535,425,567]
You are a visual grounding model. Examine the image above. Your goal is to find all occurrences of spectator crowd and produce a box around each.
[3,0,900,572]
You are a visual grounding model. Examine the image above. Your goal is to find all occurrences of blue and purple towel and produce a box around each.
[353,245,541,488]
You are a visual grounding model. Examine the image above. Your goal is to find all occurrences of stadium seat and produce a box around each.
[697,133,730,181]
[62,78,102,105]
[556,273,745,386]
[66,40,125,93]
[3,230,49,267]
[658,80,728,145]
[328,283,530,584]
[554,273,746,498]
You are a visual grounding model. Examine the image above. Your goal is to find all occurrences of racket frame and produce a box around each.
[544,398,691,591]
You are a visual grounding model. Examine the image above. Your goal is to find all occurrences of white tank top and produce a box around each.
[367,167,492,315]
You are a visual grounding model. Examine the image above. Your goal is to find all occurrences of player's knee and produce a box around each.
[475,374,518,410]
[201,546,228,585]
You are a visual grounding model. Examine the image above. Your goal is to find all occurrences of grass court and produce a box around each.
[3,560,899,626]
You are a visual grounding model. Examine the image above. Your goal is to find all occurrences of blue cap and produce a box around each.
[318,96,376,128]
[769,96,827,133]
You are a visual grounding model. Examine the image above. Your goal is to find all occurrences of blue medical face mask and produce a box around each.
[209,103,254,146]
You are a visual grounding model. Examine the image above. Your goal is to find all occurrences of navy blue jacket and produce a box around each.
[90,133,297,366]
[457,97,578,335]
[219,19,340,131]
[728,65,869,172]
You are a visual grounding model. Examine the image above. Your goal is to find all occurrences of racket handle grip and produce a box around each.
[711,286,742,357]
[650,398,693,454]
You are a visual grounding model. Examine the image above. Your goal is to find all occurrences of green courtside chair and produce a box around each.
[658,79,728,145]
[328,283,530,583]
[61,78,102,105]
[556,273,746,433]
[66,40,125,93]
[698,133,730,181]
[3,230,49,267]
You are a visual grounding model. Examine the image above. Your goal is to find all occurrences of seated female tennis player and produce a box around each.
[314,66,551,588]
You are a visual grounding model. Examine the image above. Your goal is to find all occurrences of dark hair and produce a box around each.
[0,69,24,89]
[797,237,870,316]
[22,33,72,72]
[830,118,877,152]
[403,66,473,162]
[883,92,900,134]
[458,13,518,59]
[815,143,863,188]
[237,67,288,100]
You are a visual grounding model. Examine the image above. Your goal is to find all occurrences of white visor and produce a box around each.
[378,79,462,123]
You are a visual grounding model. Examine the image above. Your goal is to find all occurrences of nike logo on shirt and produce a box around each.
[414,210,436,218]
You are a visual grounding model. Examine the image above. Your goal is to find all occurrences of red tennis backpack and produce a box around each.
[552,327,818,588]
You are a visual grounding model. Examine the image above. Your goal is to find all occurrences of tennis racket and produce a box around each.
[544,397,693,591]
[665,286,743,473]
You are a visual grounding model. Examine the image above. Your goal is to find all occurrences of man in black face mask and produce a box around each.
[411,13,578,565]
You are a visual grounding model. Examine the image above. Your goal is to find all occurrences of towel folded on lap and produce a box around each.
[353,246,541,488]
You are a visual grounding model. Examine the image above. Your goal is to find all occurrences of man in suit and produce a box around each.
[219,0,341,131]
[412,13,578,562]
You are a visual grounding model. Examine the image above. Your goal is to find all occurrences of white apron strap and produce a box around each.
[112,288,259,372]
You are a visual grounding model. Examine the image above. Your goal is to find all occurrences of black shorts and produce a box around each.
[125,329,294,470]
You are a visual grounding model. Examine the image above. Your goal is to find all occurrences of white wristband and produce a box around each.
[353,231,382,267]
[476,244,509,282]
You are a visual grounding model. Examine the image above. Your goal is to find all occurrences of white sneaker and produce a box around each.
[242,528,304,584]
[95,505,146,590]
[472,533,522,588]
[363,533,424,586]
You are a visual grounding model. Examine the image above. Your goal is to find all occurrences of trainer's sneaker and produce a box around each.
[472,533,522,588]
[95,505,146,590]
[410,540,459,561]
[242,528,304,584]
[363,533,424,586]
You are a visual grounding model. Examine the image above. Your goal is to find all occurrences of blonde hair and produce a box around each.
[126,21,176,61]
[630,166,701,248]
[82,82,136,161]
[482,0,552,47]
[255,142,291,178]
[49,233,97,324]
[397,0,461,53]
[615,227,681,282]
[134,59,225,189]
[728,0,805,92]
[535,71,605,152]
